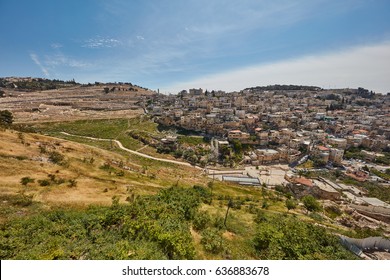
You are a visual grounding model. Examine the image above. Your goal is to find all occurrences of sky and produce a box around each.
[1,0,390,94]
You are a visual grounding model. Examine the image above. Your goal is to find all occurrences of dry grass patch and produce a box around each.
[0,130,171,207]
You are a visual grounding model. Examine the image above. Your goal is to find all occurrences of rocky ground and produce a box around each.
[0,84,155,123]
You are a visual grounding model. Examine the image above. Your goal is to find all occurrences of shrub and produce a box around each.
[48,174,56,181]
[254,211,268,224]
[213,216,225,230]
[201,228,224,254]
[16,156,28,161]
[324,205,342,219]
[38,179,50,186]
[11,193,34,206]
[0,110,13,127]
[302,195,322,213]
[20,177,34,186]
[253,215,356,259]
[285,199,297,212]
[68,179,77,188]
[192,211,211,231]
[48,151,65,165]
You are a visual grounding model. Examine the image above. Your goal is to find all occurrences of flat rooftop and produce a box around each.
[361,197,390,208]
[313,179,339,193]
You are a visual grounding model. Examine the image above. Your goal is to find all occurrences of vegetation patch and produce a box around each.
[0,186,357,260]
[253,214,356,260]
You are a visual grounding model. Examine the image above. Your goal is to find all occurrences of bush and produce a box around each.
[285,199,297,212]
[10,193,34,206]
[308,212,323,222]
[231,199,243,210]
[20,177,34,186]
[253,215,356,260]
[213,216,225,230]
[262,200,269,209]
[48,151,65,165]
[0,110,13,127]
[0,187,201,260]
[302,195,322,213]
[38,179,50,186]
[201,228,224,254]
[254,211,268,224]
[68,179,77,188]
[324,205,342,219]
[192,211,211,231]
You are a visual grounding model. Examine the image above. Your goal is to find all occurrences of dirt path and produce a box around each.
[60,132,202,169]
[136,145,149,152]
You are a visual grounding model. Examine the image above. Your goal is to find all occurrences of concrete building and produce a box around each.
[328,138,348,149]
[255,149,280,164]
[329,148,344,164]
[189,88,203,95]
[228,130,250,141]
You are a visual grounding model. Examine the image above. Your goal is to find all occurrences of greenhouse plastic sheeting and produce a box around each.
[340,236,390,252]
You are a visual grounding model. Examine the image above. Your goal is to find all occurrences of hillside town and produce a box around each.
[147,86,390,167]
[144,86,390,242]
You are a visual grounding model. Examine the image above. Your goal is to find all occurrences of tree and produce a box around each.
[297,169,305,178]
[224,199,234,227]
[334,169,342,178]
[302,195,321,213]
[231,139,242,155]
[0,110,13,127]
[207,181,214,204]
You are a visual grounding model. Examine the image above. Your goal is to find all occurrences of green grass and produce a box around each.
[297,160,314,169]
[36,118,129,138]
[178,136,206,146]
[31,117,160,151]
[127,115,159,134]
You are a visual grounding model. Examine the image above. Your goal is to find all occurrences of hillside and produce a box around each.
[0,129,156,209]
[0,79,155,123]
[0,127,364,260]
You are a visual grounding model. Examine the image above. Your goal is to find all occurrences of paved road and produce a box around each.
[60,132,200,168]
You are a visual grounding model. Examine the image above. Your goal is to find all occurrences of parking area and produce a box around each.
[245,165,290,186]
[207,165,290,186]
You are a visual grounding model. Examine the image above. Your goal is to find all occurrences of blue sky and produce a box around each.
[1,0,390,93]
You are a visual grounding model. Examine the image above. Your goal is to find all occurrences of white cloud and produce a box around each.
[50,43,63,49]
[82,37,122,49]
[45,53,89,68]
[29,53,50,77]
[162,41,390,94]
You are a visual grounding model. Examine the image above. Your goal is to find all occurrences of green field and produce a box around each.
[31,116,161,151]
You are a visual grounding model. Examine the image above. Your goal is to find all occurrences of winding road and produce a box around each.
[60,132,201,169]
